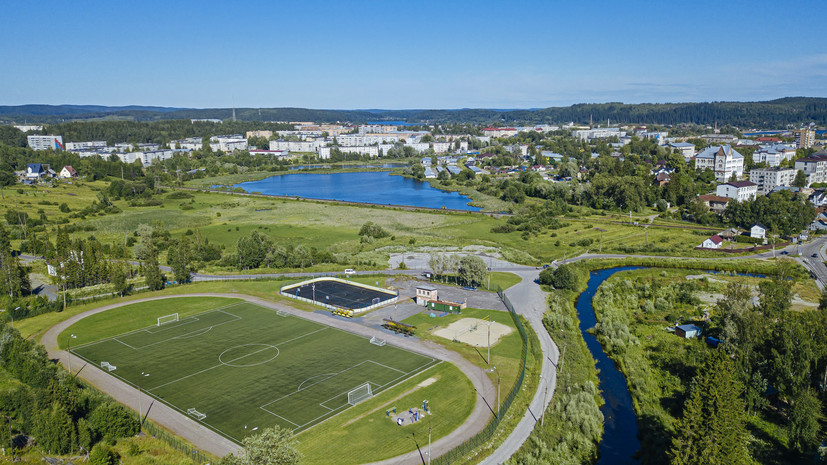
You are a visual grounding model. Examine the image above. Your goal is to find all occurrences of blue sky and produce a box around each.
[2,0,825,109]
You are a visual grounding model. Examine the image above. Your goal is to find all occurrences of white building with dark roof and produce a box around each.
[716,181,757,202]
[695,145,744,182]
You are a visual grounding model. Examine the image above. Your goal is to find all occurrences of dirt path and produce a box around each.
[40,293,495,463]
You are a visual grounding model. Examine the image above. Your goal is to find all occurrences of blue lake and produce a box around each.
[233,171,481,211]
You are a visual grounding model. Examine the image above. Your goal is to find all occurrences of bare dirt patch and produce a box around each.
[432,318,513,347]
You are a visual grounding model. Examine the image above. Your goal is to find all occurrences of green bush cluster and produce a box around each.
[0,324,139,455]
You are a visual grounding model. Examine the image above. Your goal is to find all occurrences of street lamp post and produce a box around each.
[67,334,77,374]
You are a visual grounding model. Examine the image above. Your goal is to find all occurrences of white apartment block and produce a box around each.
[715,181,757,202]
[113,149,174,166]
[65,141,107,151]
[749,167,797,195]
[210,135,247,152]
[27,135,63,151]
[572,128,626,141]
[694,145,744,182]
[638,131,668,144]
[318,145,379,159]
[169,137,203,151]
[15,125,43,132]
[753,144,796,167]
[482,127,519,138]
[432,142,451,153]
[405,142,430,154]
[270,140,325,152]
[669,142,696,160]
[794,153,827,186]
[246,130,273,139]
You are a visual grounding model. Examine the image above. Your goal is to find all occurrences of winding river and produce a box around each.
[575,267,642,464]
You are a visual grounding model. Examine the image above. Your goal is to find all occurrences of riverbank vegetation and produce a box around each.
[589,264,826,464]
[509,287,603,464]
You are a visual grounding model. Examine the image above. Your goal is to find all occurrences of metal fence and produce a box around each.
[430,286,528,465]
[142,421,211,464]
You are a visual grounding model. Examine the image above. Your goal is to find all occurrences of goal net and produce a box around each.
[347,383,373,406]
[372,297,381,306]
[369,336,386,346]
[187,408,206,420]
[157,313,179,326]
[276,310,290,317]
[100,361,117,372]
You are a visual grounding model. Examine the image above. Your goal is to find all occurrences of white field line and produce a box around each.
[71,302,246,351]
[148,327,328,392]
[113,338,139,350]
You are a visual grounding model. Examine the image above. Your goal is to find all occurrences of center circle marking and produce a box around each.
[219,343,280,367]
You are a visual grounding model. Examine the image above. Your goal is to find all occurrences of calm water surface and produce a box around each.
[234,171,480,211]
[576,267,642,464]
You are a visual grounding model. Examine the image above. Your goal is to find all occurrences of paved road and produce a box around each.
[479,268,558,465]
[40,293,496,463]
[28,235,827,464]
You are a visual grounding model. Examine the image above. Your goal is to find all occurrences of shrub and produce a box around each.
[89,443,120,465]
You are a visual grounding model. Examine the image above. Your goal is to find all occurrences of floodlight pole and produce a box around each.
[487,322,491,365]
[312,283,316,303]
[67,334,76,374]
[138,374,142,429]
[428,415,431,465]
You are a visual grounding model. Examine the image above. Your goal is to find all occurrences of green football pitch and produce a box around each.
[70,301,438,442]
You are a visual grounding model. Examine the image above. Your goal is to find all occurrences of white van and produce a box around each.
[344,269,355,275]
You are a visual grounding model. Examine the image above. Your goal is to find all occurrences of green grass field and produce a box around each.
[68,299,438,442]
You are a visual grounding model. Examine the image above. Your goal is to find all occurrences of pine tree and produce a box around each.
[670,350,751,465]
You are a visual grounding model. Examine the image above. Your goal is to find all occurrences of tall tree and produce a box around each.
[670,350,751,465]
[143,244,164,291]
[169,236,192,283]
[458,255,487,287]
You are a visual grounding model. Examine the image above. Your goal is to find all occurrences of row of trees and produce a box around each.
[428,253,488,287]
[0,323,139,455]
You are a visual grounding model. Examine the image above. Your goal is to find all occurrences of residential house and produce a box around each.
[26,163,47,180]
[701,235,724,249]
[750,223,767,240]
[698,194,731,213]
[59,166,78,179]
[695,145,745,182]
[715,180,757,202]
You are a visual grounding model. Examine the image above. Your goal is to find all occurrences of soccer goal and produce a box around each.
[187,408,206,421]
[276,310,290,317]
[100,361,117,372]
[157,313,179,326]
[371,297,381,306]
[369,336,386,346]
[347,383,374,406]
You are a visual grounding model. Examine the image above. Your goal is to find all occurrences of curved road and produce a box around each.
[31,235,827,463]
[41,293,498,463]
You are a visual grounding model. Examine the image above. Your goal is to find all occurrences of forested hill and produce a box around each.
[2,97,826,126]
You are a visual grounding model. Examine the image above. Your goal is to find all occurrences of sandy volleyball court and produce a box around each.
[433,317,514,347]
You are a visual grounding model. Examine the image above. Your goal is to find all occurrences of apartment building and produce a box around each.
[794,129,815,149]
[27,135,63,151]
[715,181,757,202]
[794,152,827,186]
[749,167,797,195]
